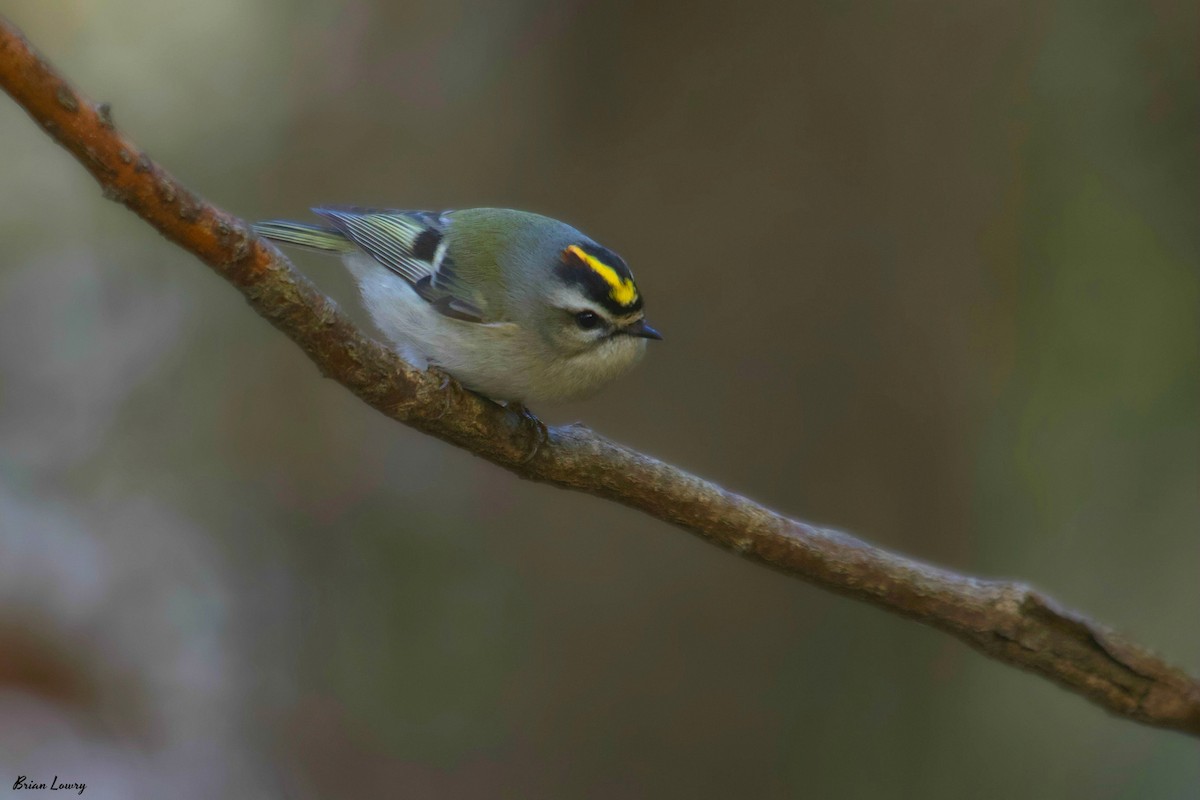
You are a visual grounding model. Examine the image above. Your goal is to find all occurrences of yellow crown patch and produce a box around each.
[565,244,638,307]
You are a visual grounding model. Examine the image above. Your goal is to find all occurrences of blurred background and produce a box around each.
[1,1,1197,797]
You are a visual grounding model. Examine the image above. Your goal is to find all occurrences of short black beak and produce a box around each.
[624,319,664,340]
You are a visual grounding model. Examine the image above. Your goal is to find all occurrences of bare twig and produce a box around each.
[2,16,1197,737]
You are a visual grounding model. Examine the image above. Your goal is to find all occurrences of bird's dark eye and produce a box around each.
[574,311,602,330]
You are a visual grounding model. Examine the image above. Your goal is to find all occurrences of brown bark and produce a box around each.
[2,16,1197,737]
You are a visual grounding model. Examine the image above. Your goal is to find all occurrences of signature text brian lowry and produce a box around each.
[12,776,86,795]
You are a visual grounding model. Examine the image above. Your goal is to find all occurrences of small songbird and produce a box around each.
[253,208,661,404]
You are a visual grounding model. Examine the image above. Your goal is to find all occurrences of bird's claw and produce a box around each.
[506,401,548,463]
[426,366,457,420]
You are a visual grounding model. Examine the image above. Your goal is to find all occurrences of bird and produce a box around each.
[253,207,661,404]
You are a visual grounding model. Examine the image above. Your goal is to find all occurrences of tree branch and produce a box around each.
[2,16,1197,737]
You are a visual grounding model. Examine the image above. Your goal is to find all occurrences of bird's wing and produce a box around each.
[312,207,488,323]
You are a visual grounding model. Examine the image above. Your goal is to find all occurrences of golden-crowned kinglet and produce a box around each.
[253,208,661,403]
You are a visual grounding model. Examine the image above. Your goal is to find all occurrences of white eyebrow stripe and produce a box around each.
[545,285,617,321]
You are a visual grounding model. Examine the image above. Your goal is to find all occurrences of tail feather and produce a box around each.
[253,220,355,253]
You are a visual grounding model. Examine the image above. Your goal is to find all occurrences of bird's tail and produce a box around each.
[252,220,355,253]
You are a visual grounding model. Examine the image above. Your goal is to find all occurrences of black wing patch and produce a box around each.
[313,207,486,323]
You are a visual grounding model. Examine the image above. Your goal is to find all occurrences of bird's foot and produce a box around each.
[504,401,548,464]
[426,365,459,420]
